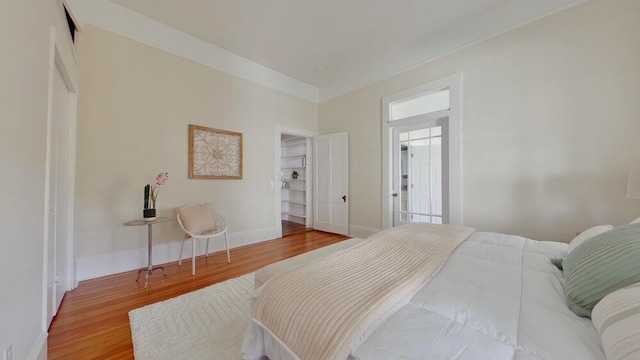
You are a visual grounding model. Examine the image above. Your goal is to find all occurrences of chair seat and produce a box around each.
[176,205,230,275]
[191,227,225,238]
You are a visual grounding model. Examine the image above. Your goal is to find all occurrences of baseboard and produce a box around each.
[348,224,381,238]
[76,226,276,281]
[26,331,47,360]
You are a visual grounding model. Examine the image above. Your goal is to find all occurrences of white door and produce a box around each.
[313,133,349,235]
[392,120,447,226]
[47,65,71,327]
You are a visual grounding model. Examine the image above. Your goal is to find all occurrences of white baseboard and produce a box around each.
[76,226,276,281]
[26,331,47,360]
[348,224,381,238]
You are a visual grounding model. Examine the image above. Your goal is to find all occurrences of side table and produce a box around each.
[124,216,173,288]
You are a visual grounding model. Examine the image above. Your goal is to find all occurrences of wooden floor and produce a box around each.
[48,230,349,359]
[282,220,309,237]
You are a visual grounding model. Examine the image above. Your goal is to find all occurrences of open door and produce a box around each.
[46,62,73,327]
[313,133,349,235]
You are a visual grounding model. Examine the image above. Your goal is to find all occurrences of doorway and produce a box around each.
[274,127,350,237]
[393,120,447,225]
[274,126,318,238]
[44,27,78,329]
[280,134,312,236]
[382,74,462,229]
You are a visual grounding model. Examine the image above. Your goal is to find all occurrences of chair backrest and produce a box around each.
[176,203,223,236]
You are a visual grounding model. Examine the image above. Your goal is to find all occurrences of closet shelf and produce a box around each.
[281,141,306,147]
[281,136,309,228]
[282,200,306,205]
[282,211,306,218]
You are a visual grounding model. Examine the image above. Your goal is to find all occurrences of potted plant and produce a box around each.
[143,172,168,221]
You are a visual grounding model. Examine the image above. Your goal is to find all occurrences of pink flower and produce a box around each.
[154,172,168,188]
[149,172,168,208]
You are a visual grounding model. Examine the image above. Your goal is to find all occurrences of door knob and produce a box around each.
[391,193,398,198]
[342,195,347,202]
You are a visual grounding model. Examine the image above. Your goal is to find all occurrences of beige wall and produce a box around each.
[74,26,318,261]
[320,0,640,241]
[0,1,77,359]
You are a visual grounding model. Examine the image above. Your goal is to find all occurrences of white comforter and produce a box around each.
[244,231,605,360]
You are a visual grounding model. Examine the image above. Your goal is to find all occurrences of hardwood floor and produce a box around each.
[281,220,309,237]
[48,230,349,359]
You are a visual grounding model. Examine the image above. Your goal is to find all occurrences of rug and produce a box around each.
[129,273,254,360]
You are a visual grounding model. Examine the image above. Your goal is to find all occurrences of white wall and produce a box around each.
[320,0,640,241]
[0,1,77,359]
[74,26,318,279]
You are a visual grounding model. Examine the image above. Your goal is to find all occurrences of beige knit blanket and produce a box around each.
[251,223,474,360]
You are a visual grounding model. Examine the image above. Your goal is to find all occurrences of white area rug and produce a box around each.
[129,273,254,360]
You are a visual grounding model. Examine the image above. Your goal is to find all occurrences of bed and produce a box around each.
[242,223,637,360]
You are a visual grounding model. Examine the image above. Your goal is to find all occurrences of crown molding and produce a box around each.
[66,0,319,103]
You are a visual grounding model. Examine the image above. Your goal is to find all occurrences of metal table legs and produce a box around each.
[135,222,167,288]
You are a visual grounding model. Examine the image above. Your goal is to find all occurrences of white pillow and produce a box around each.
[567,225,613,253]
[592,283,640,360]
[176,203,217,235]
[630,217,640,224]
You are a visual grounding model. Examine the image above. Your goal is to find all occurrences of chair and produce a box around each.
[176,204,230,275]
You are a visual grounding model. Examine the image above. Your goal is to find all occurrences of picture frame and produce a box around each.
[188,124,243,179]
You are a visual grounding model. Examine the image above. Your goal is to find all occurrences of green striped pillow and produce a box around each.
[563,222,640,317]
[592,283,640,360]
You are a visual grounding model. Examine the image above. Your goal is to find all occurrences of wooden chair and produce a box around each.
[176,204,230,275]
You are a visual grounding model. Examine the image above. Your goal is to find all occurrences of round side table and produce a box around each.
[124,216,173,288]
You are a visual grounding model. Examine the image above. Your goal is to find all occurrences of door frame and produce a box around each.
[381,73,462,229]
[42,26,78,330]
[274,125,318,238]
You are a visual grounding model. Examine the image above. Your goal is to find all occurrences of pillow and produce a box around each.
[176,203,217,235]
[563,222,640,317]
[630,217,640,224]
[568,225,614,253]
[592,283,640,360]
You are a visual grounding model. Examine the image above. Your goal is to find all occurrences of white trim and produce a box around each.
[348,225,380,239]
[43,26,79,331]
[42,25,56,337]
[274,125,318,238]
[66,91,78,291]
[25,331,47,360]
[76,226,277,281]
[54,42,79,292]
[448,75,463,225]
[65,0,319,103]
[382,74,462,229]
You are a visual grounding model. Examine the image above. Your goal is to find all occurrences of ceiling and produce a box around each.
[108,0,584,102]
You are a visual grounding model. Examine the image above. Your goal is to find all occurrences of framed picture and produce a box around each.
[189,124,243,179]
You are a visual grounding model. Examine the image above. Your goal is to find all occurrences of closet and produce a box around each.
[280,135,311,236]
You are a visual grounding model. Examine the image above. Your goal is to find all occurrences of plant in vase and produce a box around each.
[143,172,168,221]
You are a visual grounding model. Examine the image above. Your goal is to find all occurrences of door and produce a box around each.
[47,64,71,327]
[392,120,447,226]
[382,75,461,229]
[313,133,349,235]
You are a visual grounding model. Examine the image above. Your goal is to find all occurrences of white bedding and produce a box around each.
[243,231,606,360]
